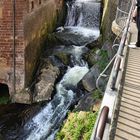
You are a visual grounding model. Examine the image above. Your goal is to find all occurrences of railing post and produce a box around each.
[94,106,109,140]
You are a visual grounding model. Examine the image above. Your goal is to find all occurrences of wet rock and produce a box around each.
[64,84,77,92]
[92,100,101,112]
[74,93,95,111]
[78,64,100,92]
[34,83,53,102]
[101,41,114,59]
[84,49,100,67]
[49,56,67,77]
[54,52,70,65]
[34,66,60,102]
[54,30,95,46]
[13,89,31,104]
[85,38,101,49]
[0,103,27,116]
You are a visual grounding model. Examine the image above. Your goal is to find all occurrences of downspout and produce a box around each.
[12,0,16,97]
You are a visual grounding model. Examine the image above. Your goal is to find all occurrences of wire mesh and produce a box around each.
[115,0,132,27]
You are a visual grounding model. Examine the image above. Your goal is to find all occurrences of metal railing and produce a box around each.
[94,106,109,140]
[91,0,136,139]
[115,0,132,28]
[115,7,129,28]
[110,0,135,89]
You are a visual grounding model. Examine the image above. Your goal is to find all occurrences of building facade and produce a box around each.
[0,0,64,103]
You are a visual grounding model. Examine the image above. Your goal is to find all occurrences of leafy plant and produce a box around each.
[92,89,103,100]
[96,50,108,71]
[56,111,98,140]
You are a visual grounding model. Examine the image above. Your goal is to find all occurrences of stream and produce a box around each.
[0,0,100,139]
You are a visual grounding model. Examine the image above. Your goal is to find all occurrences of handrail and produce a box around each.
[110,0,135,90]
[94,106,109,140]
[110,56,121,90]
[96,54,117,93]
[117,1,134,56]
[92,1,136,140]
[96,26,125,93]
[116,7,129,15]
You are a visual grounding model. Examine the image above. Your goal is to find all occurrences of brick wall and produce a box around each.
[0,0,26,94]
[24,0,64,86]
[0,0,64,103]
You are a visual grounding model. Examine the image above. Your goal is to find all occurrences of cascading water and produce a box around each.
[55,0,100,46]
[0,0,101,139]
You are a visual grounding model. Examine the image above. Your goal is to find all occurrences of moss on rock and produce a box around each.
[55,52,70,65]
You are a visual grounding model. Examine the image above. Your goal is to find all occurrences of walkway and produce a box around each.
[114,22,140,140]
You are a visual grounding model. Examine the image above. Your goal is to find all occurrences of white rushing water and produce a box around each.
[65,0,100,34]
[25,66,89,140]
[64,26,100,38]
[23,0,100,139]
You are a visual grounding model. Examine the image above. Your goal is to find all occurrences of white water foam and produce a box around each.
[25,65,89,140]
[65,26,100,38]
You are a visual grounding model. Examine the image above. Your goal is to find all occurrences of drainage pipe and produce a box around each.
[12,0,16,96]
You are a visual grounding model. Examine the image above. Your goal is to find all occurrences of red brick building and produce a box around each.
[0,0,64,103]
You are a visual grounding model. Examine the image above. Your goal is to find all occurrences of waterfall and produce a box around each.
[55,0,101,46]
[0,0,101,139]
[25,66,89,140]
[23,0,101,139]
[65,0,100,28]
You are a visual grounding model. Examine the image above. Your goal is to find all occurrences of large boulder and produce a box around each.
[78,64,100,92]
[49,56,67,73]
[54,28,96,46]
[84,49,100,67]
[74,93,96,111]
[53,52,70,66]
[13,89,31,104]
[34,66,60,102]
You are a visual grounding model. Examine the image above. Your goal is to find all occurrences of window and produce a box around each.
[39,0,41,5]
[31,1,34,10]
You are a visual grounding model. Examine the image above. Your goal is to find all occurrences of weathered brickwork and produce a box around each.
[0,0,64,103]
[0,0,26,95]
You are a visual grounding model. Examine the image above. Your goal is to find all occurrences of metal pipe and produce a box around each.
[96,54,117,94]
[94,106,109,140]
[12,0,16,96]
[110,56,121,90]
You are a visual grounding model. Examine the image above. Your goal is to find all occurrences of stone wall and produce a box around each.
[0,0,64,103]
[101,0,119,42]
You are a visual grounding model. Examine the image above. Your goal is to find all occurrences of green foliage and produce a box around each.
[0,96,10,104]
[96,50,108,71]
[92,89,103,100]
[56,111,98,140]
